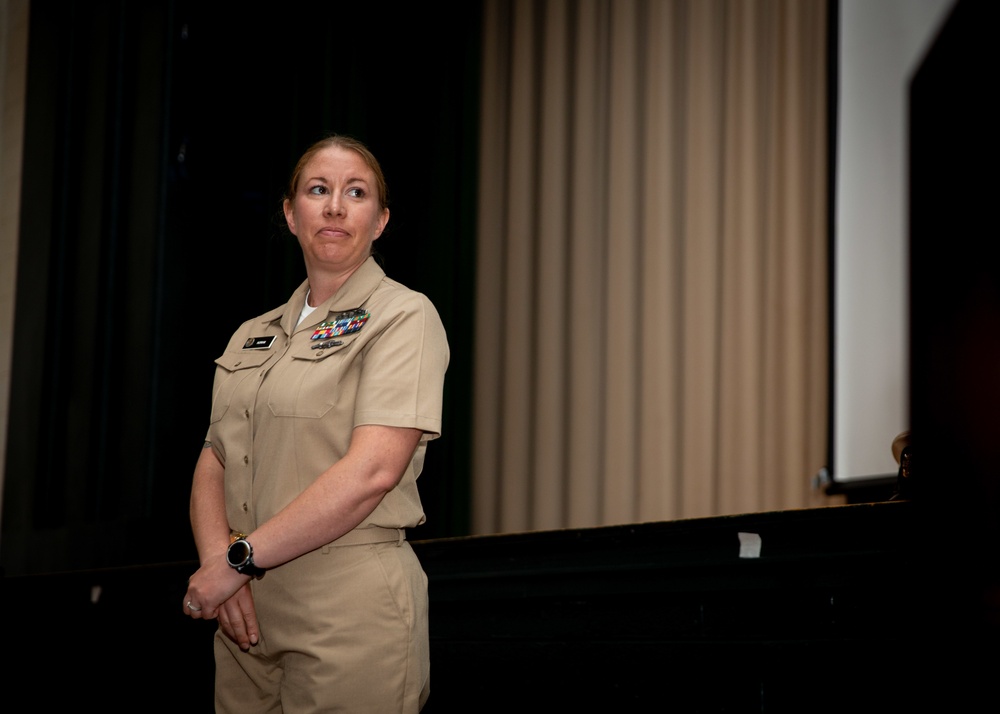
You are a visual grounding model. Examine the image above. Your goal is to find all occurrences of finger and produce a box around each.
[218,616,239,647]
[220,601,251,650]
[231,583,259,648]
[226,616,250,650]
[241,606,260,647]
[184,599,205,618]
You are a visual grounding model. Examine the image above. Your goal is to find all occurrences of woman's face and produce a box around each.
[283,145,389,277]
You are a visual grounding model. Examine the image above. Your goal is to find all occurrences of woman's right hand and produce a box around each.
[217,582,259,651]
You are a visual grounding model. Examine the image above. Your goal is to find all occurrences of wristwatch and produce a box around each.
[226,536,266,579]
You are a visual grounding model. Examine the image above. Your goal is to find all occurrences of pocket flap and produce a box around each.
[214,350,273,372]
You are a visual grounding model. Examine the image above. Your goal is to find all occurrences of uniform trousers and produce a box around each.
[214,536,430,713]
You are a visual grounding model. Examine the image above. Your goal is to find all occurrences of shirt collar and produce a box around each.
[274,257,386,336]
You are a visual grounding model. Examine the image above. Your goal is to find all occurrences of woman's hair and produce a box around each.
[283,134,389,212]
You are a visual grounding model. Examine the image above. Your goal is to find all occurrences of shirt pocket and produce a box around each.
[210,351,273,423]
[267,335,359,419]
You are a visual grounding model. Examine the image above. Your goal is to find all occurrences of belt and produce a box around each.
[230,527,406,548]
[328,526,406,547]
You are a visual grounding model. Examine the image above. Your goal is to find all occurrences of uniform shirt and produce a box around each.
[205,257,449,539]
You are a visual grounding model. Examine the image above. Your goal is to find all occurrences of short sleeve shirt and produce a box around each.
[205,258,449,537]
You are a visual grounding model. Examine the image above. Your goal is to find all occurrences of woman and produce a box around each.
[182,134,448,713]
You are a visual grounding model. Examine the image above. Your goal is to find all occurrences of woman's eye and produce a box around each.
[347,187,365,198]
[308,185,327,195]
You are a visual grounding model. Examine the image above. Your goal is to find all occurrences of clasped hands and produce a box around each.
[183,553,260,651]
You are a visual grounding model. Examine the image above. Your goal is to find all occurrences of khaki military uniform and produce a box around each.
[205,257,448,713]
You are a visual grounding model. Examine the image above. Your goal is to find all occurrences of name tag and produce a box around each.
[243,336,276,350]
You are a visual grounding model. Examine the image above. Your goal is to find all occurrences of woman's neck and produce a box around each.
[304,258,368,306]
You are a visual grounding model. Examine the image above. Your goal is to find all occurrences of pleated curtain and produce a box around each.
[473,0,833,534]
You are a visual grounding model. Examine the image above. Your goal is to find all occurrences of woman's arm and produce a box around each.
[185,445,260,649]
[183,424,422,617]
[246,423,423,569]
[189,444,230,561]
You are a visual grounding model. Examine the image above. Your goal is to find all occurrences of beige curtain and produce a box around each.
[473,0,835,535]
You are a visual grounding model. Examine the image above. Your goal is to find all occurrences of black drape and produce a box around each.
[2,0,479,576]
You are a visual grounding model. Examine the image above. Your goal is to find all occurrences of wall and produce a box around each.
[833,0,954,482]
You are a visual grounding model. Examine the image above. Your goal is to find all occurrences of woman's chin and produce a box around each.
[305,252,368,276]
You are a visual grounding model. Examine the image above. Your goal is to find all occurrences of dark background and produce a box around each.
[2,0,482,576]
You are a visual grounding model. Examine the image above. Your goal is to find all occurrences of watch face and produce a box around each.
[227,539,251,567]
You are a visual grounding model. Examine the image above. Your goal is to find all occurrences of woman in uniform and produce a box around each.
[182,134,448,713]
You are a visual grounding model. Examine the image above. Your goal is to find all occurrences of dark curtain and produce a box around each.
[2,0,479,576]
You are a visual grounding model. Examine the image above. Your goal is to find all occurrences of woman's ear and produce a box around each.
[283,198,296,235]
[374,207,389,240]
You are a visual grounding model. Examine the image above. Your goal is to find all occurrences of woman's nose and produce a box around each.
[324,194,344,216]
